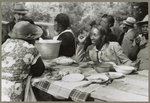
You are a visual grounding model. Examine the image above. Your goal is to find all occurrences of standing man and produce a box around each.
[121,17,137,60]
[2,3,33,44]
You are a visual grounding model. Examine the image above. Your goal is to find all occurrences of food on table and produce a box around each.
[43,60,57,69]
[62,73,84,82]
[51,73,62,80]
[93,62,114,73]
[79,67,98,77]
[79,61,95,68]
[86,74,109,83]
[103,72,125,79]
[59,70,69,76]
[59,68,82,76]
[53,56,76,65]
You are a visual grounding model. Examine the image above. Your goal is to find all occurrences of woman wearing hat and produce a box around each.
[53,13,76,57]
[121,17,137,60]
[1,21,45,101]
[130,15,149,70]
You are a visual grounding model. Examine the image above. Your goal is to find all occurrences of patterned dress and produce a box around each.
[1,39,40,102]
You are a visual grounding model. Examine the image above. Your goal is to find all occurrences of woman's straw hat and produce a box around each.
[8,21,43,40]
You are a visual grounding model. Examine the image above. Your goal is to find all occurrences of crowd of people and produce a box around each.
[1,3,149,102]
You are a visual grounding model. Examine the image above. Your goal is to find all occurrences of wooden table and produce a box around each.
[91,70,148,102]
[39,60,149,102]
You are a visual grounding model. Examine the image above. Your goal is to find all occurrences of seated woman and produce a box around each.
[76,26,135,67]
[53,13,76,57]
[1,21,45,101]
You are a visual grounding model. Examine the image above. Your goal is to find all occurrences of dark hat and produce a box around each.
[8,21,43,40]
[13,3,28,14]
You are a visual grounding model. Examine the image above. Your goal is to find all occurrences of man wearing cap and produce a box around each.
[130,15,149,70]
[2,3,34,44]
[121,17,137,60]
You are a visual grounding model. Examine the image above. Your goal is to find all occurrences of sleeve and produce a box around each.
[30,57,45,77]
[28,47,45,77]
[113,42,135,66]
[121,34,134,57]
[128,39,140,61]
[75,44,91,62]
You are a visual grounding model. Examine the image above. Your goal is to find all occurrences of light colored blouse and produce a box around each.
[76,42,134,66]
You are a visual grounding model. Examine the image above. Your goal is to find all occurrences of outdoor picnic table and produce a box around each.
[32,59,148,102]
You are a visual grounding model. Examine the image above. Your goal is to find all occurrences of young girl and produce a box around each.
[76,26,135,67]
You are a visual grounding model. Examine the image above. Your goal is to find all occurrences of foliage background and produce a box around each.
[1,2,148,37]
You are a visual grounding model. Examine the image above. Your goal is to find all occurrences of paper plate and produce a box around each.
[86,74,109,83]
[107,72,125,79]
[62,73,84,82]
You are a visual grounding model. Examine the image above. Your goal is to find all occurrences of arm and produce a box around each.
[121,37,134,57]
[129,45,140,61]
[28,47,45,77]
[129,36,142,61]
[75,43,91,62]
[113,42,135,66]
[30,57,45,77]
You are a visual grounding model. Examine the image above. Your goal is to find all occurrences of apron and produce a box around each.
[53,29,75,40]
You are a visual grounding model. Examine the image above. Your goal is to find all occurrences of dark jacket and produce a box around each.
[2,17,35,44]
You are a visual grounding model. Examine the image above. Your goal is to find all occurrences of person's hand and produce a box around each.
[78,33,88,44]
[135,34,142,45]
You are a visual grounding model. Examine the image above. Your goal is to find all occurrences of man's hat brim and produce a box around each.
[13,10,28,14]
[123,20,134,27]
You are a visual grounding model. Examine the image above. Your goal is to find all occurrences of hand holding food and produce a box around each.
[78,33,88,44]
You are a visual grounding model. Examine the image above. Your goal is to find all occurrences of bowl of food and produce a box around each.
[35,39,61,60]
[93,62,114,73]
[114,65,136,75]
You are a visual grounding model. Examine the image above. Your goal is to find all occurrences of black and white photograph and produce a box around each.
[1,2,149,102]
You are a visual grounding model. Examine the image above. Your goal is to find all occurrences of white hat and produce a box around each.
[123,17,136,27]
[137,15,148,24]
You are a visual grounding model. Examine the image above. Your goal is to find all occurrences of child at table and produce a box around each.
[76,26,135,71]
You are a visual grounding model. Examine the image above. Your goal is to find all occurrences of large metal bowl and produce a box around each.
[35,39,61,60]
